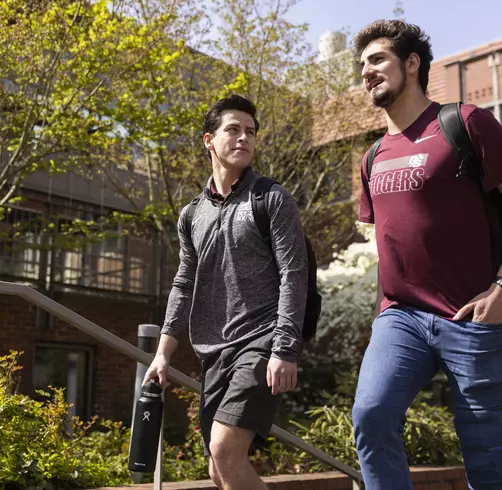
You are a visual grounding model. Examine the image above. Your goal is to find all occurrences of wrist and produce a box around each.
[271,352,297,364]
[493,276,502,291]
[489,279,502,300]
[494,275,502,284]
[154,350,171,363]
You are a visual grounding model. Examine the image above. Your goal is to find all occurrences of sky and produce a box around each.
[285,0,502,61]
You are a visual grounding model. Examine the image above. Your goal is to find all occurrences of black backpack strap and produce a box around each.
[437,102,479,181]
[181,195,202,241]
[366,137,383,179]
[251,177,277,246]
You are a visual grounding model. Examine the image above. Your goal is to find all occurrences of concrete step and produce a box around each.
[88,467,468,490]
[90,471,353,490]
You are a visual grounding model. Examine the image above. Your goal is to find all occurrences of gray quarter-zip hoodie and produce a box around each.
[161,167,308,362]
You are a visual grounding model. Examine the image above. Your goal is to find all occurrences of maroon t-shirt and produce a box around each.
[360,102,502,318]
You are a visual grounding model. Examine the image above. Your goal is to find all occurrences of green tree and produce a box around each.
[206,0,367,261]
[0,0,186,206]
[0,0,369,268]
[93,0,368,263]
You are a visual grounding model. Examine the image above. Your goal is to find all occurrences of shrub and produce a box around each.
[0,348,462,489]
[162,388,208,481]
[288,374,463,472]
[160,381,462,477]
[0,350,132,489]
[281,224,378,419]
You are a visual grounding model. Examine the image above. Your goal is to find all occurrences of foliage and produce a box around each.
[0,351,461,488]
[0,0,368,265]
[281,223,377,417]
[0,0,179,204]
[315,223,378,353]
[161,379,462,477]
[0,350,131,489]
[289,375,463,472]
[162,388,208,481]
[0,0,211,260]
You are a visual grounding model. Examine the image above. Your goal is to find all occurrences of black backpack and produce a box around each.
[183,176,322,342]
[366,102,502,273]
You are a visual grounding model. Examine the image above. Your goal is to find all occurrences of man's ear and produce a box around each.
[203,132,214,151]
[406,52,421,76]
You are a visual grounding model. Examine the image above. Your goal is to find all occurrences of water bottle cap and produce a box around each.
[141,379,163,398]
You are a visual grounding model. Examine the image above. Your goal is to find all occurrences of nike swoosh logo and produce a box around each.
[415,135,437,144]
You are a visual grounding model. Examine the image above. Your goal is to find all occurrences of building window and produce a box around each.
[53,233,151,294]
[33,343,93,421]
[0,201,158,296]
[0,207,43,280]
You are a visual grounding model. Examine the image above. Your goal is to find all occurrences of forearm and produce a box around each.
[272,276,306,362]
[268,187,308,363]
[155,333,179,360]
[271,252,308,362]
[161,278,193,339]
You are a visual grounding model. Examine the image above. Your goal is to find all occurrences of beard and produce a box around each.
[371,65,407,108]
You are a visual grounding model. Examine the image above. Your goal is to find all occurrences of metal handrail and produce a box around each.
[0,281,364,489]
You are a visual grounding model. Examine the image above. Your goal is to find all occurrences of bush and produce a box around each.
[0,350,462,489]
[161,380,462,477]
[161,388,208,481]
[312,223,378,369]
[0,351,132,489]
[280,224,378,419]
[288,373,463,472]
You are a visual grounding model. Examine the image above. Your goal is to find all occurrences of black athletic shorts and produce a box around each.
[199,332,281,456]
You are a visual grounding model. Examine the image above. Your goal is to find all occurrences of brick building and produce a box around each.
[312,38,502,199]
[0,169,200,438]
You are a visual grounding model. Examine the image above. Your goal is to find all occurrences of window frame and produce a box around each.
[33,341,95,421]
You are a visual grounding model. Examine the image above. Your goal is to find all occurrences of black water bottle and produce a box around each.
[128,380,163,473]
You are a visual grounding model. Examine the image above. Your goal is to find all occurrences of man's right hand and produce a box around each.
[143,354,170,390]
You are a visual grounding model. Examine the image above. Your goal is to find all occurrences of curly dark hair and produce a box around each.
[352,20,433,93]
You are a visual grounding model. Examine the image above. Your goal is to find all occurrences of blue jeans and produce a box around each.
[352,306,502,490]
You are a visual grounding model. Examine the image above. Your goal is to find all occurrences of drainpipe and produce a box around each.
[488,52,501,122]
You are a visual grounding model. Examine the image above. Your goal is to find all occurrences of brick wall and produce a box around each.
[0,291,199,429]
[91,467,468,490]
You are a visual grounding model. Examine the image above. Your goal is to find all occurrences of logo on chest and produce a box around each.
[370,153,428,196]
[234,202,254,222]
[235,210,254,222]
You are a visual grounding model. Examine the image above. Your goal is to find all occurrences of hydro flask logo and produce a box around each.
[143,411,151,422]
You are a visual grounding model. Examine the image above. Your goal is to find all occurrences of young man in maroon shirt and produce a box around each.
[352,20,502,489]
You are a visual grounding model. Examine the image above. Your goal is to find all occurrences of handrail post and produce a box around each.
[154,402,164,490]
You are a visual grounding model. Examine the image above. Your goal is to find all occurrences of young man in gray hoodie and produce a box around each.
[144,95,308,490]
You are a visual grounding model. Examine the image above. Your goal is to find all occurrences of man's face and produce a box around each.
[360,38,407,108]
[204,110,256,169]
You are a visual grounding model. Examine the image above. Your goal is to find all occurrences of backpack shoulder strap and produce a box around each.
[437,102,478,180]
[181,194,202,240]
[251,176,277,245]
[366,137,383,179]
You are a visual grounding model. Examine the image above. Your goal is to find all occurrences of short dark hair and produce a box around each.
[352,20,433,93]
[203,95,260,136]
